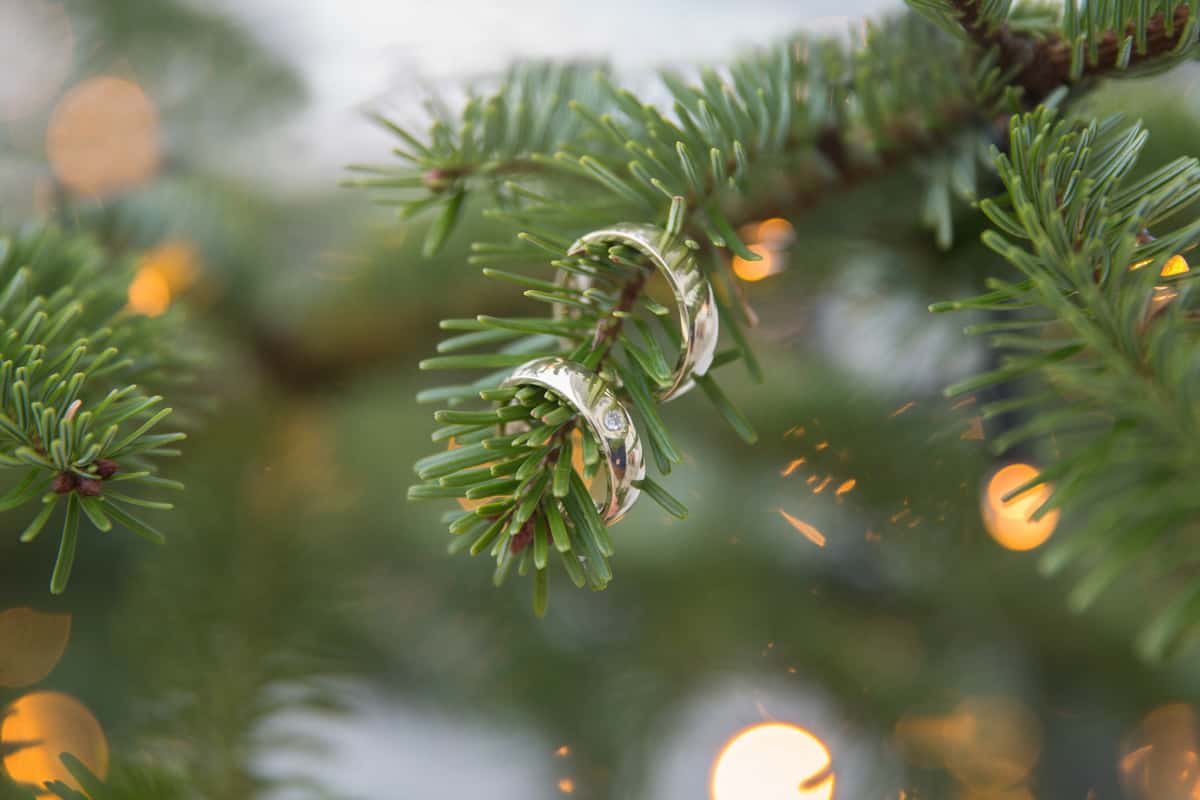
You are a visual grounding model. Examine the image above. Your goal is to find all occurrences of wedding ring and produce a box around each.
[502,356,644,523]
[561,223,718,401]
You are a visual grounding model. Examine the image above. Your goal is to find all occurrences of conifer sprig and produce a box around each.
[908,0,1200,103]
[933,107,1200,659]
[0,227,192,593]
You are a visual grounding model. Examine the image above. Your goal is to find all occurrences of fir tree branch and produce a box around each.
[356,6,1200,613]
[935,108,1200,659]
[926,1,1198,104]
[0,226,194,593]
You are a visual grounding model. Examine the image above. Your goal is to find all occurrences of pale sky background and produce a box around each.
[210,0,903,188]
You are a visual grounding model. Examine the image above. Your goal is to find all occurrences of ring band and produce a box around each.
[502,356,644,523]
[562,223,718,402]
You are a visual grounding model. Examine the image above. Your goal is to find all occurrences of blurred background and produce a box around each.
[3,0,1200,798]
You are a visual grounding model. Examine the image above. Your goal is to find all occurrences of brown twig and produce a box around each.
[588,267,649,366]
[951,0,1194,105]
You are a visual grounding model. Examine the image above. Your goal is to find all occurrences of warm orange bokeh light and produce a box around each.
[733,243,776,282]
[710,722,834,800]
[945,697,1042,790]
[757,218,795,245]
[896,697,1041,794]
[1161,255,1191,277]
[127,266,172,317]
[1131,254,1190,277]
[1120,704,1200,800]
[0,0,74,121]
[982,464,1059,551]
[46,76,160,197]
[127,240,200,317]
[2,692,108,798]
[733,218,793,282]
[0,608,71,688]
[894,707,978,769]
[557,777,575,794]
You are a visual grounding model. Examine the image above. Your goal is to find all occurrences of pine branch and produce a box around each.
[915,0,1199,104]
[358,6,1200,614]
[384,16,993,611]
[934,107,1200,659]
[271,6,1200,393]
[0,226,194,593]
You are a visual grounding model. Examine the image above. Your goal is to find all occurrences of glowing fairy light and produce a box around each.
[733,218,795,282]
[557,777,575,793]
[127,266,171,317]
[756,218,795,243]
[0,608,71,688]
[981,464,1059,552]
[46,76,160,197]
[733,243,776,282]
[2,691,108,798]
[1120,704,1200,799]
[127,240,200,317]
[1130,254,1190,277]
[710,722,835,800]
[895,697,1041,795]
[943,697,1041,791]
[1161,255,1190,276]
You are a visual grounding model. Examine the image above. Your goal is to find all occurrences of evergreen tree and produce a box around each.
[5,1,1200,798]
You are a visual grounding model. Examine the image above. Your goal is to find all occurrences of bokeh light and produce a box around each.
[981,464,1059,551]
[2,691,108,798]
[1161,255,1191,277]
[127,266,172,317]
[1120,704,1200,800]
[46,76,160,197]
[733,243,776,282]
[1130,254,1191,277]
[733,218,795,282]
[756,218,795,244]
[0,0,74,121]
[127,240,201,317]
[895,697,1041,796]
[0,608,71,689]
[944,697,1042,791]
[710,722,834,800]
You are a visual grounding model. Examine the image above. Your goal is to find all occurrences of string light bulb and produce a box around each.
[981,464,1059,552]
[2,692,108,798]
[0,608,71,688]
[733,218,795,282]
[710,722,834,800]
